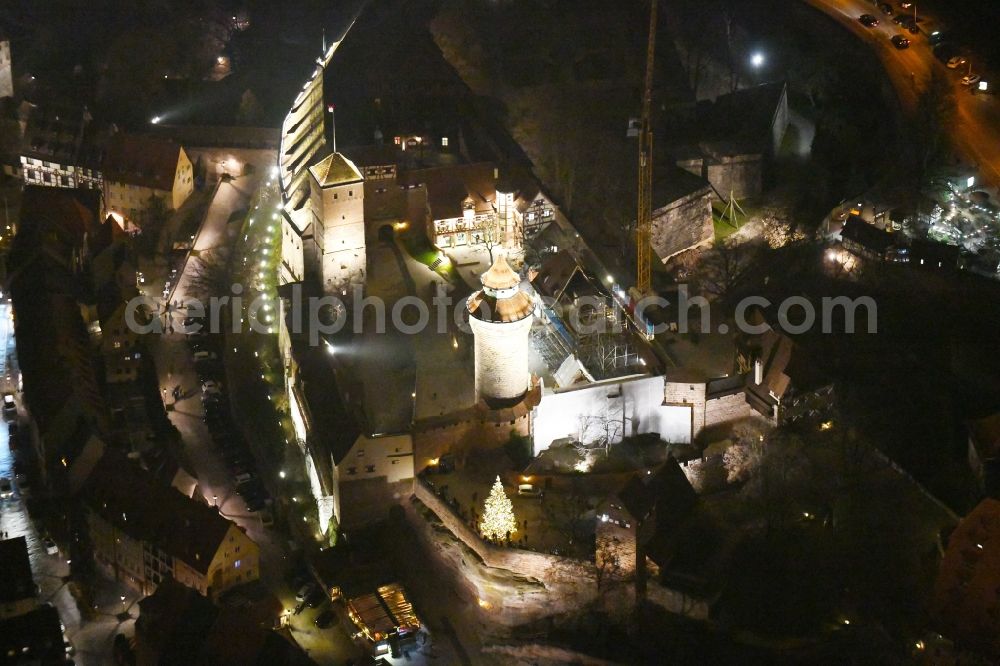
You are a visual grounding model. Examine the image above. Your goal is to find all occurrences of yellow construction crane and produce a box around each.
[636,0,658,296]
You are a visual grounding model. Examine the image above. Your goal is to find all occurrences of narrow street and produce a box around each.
[143,150,362,663]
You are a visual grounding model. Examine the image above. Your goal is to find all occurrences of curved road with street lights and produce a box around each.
[803,0,1000,187]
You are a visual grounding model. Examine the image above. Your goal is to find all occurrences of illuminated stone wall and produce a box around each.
[410,481,599,625]
[650,185,714,263]
[469,314,533,404]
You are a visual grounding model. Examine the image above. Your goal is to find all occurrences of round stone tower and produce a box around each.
[467,255,534,406]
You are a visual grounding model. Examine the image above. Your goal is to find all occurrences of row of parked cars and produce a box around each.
[188,332,273,515]
[931,33,984,88]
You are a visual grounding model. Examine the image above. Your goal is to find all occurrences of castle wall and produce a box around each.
[410,480,600,625]
[413,410,530,474]
[650,187,714,263]
[706,154,763,201]
[704,391,752,430]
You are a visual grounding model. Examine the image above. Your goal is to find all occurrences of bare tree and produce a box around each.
[186,247,232,301]
[479,214,501,264]
[595,535,628,591]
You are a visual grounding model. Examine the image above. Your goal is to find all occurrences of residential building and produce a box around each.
[0,604,66,665]
[81,450,259,599]
[20,105,105,191]
[933,498,1000,659]
[968,413,1000,499]
[102,133,194,226]
[839,215,895,262]
[741,309,833,423]
[335,433,414,529]
[595,459,698,581]
[8,187,110,484]
[0,537,37,620]
[133,577,314,666]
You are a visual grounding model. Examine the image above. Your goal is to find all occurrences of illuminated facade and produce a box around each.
[308,152,366,292]
[0,38,11,99]
[467,255,534,405]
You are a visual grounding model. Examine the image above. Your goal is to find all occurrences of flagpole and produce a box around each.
[328,104,336,153]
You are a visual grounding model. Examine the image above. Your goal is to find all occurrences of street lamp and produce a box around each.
[750,52,765,68]
[120,595,127,614]
[213,494,218,507]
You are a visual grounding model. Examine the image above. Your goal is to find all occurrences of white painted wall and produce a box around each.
[532,375,692,455]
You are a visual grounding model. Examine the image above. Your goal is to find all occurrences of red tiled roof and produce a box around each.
[933,499,1000,656]
[399,162,496,220]
[103,133,183,191]
[81,449,239,575]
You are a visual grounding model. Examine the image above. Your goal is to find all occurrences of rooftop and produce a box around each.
[0,604,65,664]
[0,537,35,604]
[841,216,895,255]
[399,162,497,220]
[103,133,184,191]
[969,413,1000,461]
[81,449,243,575]
[308,151,364,188]
[933,498,1000,656]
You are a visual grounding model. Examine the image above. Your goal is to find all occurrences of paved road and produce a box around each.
[804,0,1000,187]
[146,151,363,663]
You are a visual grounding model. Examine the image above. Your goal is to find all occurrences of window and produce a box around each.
[357,449,365,457]
[348,190,353,197]
[365,464,375,473]
[234,559,242,568]
[333,193,338,199]
[347,466,357,475]
[441,137,449,147]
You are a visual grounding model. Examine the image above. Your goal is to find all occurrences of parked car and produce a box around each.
[878,2,893,15]
[962,73,981,87]
[314,608,335,628]
[2,394,16,420]
[295,584,313,602]
[859,14,879,27]
[43,537,58,555]
[202,380,223,396]
[947,55,968,69]
[891,35,910,49]
[0,477,12,499]
[517,483,544,499]
[234,471,256,485]
[245,495,268,512]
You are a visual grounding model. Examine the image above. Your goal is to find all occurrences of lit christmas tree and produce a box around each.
[480,476,517,542]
